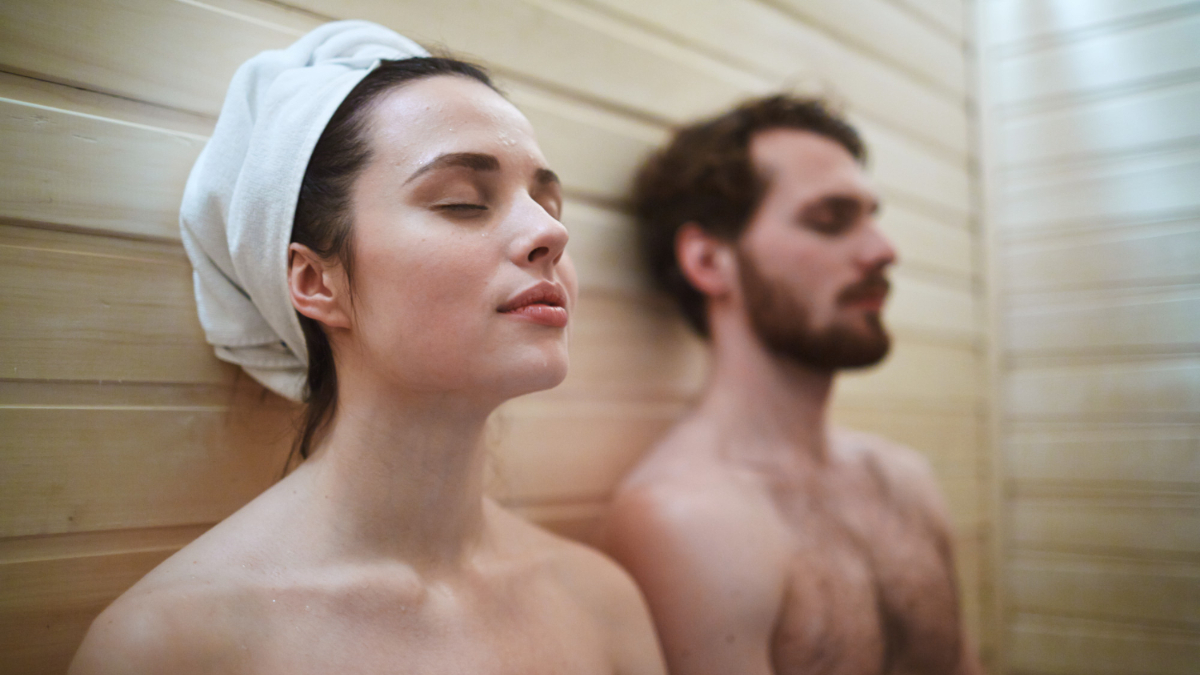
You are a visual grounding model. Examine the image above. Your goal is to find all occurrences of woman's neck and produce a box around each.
[293,379,498,572]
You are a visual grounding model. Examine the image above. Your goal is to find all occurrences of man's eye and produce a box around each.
[437,203,488,213]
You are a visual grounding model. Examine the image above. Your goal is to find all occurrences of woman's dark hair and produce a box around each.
[632,95,865,337]
[290,56,496,460]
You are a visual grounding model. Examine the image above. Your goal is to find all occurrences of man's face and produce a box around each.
[734,128,896,370]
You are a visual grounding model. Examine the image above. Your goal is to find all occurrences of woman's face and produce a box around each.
[340,75,577,401]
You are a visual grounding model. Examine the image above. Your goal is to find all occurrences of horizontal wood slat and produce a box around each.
[999,78,1200,168]
[1008,552,1200,628]
[1005,286,1200,355]
[1003,220,1200,290]
[576,0,971,157]
[1004,357,1200,421]
[1000,149,1200,231]
[1007,613,1199,675]
[987,0,1198,47]
[1010,499,1200,559]
[1004,424,1200,487]
[993,11,1200,107]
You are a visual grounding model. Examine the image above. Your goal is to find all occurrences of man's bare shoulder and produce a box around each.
[832,426,953,531]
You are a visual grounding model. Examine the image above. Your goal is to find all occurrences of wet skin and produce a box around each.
[69,76,666,675]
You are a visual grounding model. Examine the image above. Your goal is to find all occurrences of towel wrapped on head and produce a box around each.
[180,21,428,401]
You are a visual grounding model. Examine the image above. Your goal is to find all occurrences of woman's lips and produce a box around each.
[499,282,569,328]
[502,303,569,327]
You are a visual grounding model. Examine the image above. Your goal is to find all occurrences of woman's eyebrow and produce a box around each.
[535,168,560,186]
[404,152,500,184]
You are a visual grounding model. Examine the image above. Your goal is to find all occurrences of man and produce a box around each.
[604,95,983,675]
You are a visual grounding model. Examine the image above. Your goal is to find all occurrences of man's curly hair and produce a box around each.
[632,95,866,337]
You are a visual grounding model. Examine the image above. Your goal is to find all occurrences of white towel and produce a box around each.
[180,21,428,401]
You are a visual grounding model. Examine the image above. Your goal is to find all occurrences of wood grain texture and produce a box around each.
[1007,613,1199,675]
[993,11,1200,106]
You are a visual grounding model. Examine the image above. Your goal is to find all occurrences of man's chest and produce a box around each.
[768,492,964,675]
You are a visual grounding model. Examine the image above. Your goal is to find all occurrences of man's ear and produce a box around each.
[676,223,737,299]
[288,243,351,330]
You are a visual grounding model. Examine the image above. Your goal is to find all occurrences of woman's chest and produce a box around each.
[232,580,615,675]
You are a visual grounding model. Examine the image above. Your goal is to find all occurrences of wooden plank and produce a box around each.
[887,273,979,343]
[1004,357,1200,421]
[1007,613,1200,675]
[861,118,972,217]
[1005,286,1200,355]
[0,546,180,675]
[595,0,971,158]
[0,97,204,240]
[270,0,767,122]
[1005,424,1200,487]
[882,204,974,279]
[762,0,965,95]
[1002,219,1200,291]
[0,0,309,117]
[506,81,667,203]
[837,340,982,413]
[999,148,1200,232]
[488,398,684,504]
[0,404,293,538]
[993,12,1200,107]
[987,0,1198,47]
[893,0,965,41]
[999,78,1200,168]
[0,233,227,384]
[558,290,708,400]
[1008,551,1200,627]
[1009,498,1199,558]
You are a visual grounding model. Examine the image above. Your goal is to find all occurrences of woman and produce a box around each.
[70,21,665,674]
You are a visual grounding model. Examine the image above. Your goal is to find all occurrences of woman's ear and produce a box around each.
[676,223,737,299]
[288,243,351,330]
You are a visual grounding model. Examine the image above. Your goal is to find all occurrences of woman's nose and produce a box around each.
[512,201,569,268]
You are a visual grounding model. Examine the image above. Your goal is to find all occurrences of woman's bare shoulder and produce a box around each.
[68,548,256,675]
[486,502,667,673]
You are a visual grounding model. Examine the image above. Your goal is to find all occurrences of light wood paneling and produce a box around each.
[1008,552,1200,627]
[541,0,972,158]
[985,3,1200,672]
[988,0,1199,47]
[1006,286,1200,355]
[762,0,966,94]
[1003,220,1200,290]
[999,78,1200,168]
[1008,613,1199,675]
[1010,498,1199,558]
[994,11,1200,106]
[1005,358,1200,421]
[1001,148,1200,232]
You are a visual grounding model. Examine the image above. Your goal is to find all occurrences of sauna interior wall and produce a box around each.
[0,0,990,671]
[980,1,1200,673]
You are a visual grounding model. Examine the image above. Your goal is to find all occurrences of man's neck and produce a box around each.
[701,311,835,469]
[290,371,498,573]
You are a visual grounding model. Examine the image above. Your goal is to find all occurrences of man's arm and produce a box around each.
[604,479,791,675]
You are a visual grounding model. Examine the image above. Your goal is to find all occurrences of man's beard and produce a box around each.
[736,247,891,371]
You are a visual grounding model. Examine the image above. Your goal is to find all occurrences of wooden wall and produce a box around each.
[980,1,1200,673]
[0,0,989,671]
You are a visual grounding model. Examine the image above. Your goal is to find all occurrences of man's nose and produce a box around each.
[859,222,898,271]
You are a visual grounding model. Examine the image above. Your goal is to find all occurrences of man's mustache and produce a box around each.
[838,273,891,304]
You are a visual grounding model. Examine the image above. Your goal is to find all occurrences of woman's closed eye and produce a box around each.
[435,202,489,216]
